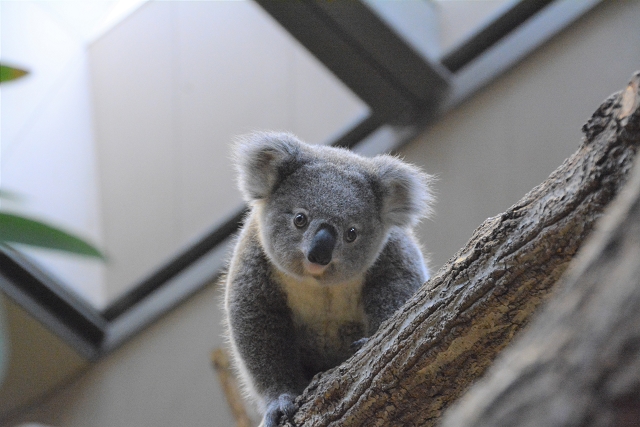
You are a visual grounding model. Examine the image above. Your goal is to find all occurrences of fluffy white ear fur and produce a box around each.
[233,132,433,224]
[373,155,433,228]
[232,132,308,202]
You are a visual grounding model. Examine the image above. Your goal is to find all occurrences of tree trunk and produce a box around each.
[441,117,640,427]
[279,72,640,427]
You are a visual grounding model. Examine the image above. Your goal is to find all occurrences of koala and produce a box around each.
[223,132,432,427]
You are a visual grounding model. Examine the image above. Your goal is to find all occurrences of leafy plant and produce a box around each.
[0,212,105,259]
[0,64,105,259]
[0,64,28,83]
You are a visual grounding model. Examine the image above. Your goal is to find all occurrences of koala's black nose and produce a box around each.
[308,225,337,266]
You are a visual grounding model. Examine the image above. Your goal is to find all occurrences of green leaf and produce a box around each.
[0,212,105,259]
[0,65,29,83]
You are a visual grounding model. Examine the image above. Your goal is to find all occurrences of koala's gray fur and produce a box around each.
[223,132,433,427]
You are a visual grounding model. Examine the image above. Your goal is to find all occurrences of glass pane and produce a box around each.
[1,0,368,309]
[434,0,513,54]
[363,0,514,62]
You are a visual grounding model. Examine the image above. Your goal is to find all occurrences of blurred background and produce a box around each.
[0,0,638,426]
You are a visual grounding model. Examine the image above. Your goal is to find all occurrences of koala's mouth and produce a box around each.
[303,260,330,277]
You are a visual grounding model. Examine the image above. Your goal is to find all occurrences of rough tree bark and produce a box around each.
[441,96,640,427]
[277,72,640,427]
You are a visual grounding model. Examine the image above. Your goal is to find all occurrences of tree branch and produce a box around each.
[442,77,640,426]
[282,72,640,427]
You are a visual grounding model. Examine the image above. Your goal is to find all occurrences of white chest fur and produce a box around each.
[274,270,367,341]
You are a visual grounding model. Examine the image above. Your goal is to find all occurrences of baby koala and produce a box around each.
[224,132,432,427]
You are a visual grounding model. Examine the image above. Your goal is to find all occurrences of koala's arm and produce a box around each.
[362,227,429,335]
[226,231,307,426]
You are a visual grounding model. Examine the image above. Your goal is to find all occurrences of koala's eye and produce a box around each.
[345,227,358,243]
[293,213,308,228]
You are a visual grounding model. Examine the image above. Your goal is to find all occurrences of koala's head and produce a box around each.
[233,132,432,285]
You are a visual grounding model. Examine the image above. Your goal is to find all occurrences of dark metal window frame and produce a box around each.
[0,0,602,360]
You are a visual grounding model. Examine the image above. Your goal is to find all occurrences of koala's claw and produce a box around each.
[264,393,297,427]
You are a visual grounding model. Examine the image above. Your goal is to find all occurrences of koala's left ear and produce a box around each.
[373,156,433,227]
[233,132,309,202]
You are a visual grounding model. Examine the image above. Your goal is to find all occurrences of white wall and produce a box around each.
[435,0,509,53]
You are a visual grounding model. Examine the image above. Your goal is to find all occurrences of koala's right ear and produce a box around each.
[233,132,308,202]
[373,155,434,228]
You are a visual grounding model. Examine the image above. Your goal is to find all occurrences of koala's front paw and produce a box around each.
[263,393,297,427]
